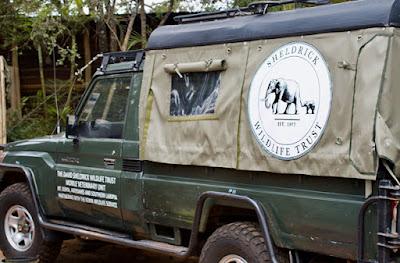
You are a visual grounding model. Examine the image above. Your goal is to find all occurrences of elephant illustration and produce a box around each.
[302,100,316,114]
[264,79,303,114]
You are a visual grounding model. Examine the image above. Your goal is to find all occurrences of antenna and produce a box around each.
[53,45,61,134]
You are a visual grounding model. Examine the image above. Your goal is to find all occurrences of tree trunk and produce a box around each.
[109,18,119,51]
[11,44,21,118]
[158,0,174,27]
[37,44,47,119]
[65,35,77,109]
[98,21,109,52]
[121,12,137,51]
[139,0,147,48]
[83,29,92,85]
[107,0,119,51]
[96,1,109,52]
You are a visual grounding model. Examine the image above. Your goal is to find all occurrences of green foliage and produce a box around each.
[6,112,55,142]
[1,0,109,141]
[127,28,151,50]
[0,1,34,48]
[31,4,67,47]
[30,0,90,66]
[153,0,178,19]
[6,92,55,142]
[6,83,79,142]
[56,42,81,67]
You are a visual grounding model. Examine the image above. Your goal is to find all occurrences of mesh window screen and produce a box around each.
[170,72,221,117]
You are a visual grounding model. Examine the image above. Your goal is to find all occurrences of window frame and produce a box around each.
[167,71,223,122]
[74,72,134,140]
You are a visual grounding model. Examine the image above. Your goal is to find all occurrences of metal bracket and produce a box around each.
[358,180,400,263]
[75,53,103,78]
[100,50,145,72]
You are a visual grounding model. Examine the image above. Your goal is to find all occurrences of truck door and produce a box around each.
[119,72,148,236]
[55,73,132,231]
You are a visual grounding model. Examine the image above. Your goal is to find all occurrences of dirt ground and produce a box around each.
[0,239,197,263]
[0,239,342,263]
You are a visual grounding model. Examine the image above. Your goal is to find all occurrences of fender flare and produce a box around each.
[0,163,41,209]
[187,191,278,263]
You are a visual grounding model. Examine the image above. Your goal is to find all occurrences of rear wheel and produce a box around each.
[199,222,288,263]
[0,183,62,262]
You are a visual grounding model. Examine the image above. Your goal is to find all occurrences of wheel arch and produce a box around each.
[187,192,280,263]
[199,200,258,233]
[0,169,29,193]
[0,164,37,195]
[0,164,46,222]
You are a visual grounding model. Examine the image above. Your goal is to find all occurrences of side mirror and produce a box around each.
[66,115,78,140]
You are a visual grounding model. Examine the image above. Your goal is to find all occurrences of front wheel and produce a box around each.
[199,222,288,263]
[0,183,62,262]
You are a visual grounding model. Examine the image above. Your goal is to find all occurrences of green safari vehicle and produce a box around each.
[1,0,400,262]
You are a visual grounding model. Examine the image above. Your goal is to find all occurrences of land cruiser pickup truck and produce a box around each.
[1,0,400,262]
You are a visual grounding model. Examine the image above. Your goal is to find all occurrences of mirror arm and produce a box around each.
[66,114,79,144]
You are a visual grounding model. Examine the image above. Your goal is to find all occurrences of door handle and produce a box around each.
[104,158,116,168]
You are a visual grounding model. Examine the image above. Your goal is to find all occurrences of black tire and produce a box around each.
[199,222,288,263]
[0,183,62,263]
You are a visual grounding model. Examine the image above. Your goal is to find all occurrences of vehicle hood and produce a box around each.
[5,133,65,153]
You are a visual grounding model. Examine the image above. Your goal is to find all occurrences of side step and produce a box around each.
[48,219,130,239]
[40,218,188,258]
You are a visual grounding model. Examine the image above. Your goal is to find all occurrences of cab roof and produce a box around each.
[147,0,400,50]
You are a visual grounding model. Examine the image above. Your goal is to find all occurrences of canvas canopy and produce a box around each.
[139,0,400,180]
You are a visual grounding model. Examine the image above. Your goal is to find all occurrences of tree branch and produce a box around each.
[158,0,174,27]
[139,0,146,48]
[104,19,122,50]
[121,7,138,51]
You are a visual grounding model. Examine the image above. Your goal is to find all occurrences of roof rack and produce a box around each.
[174,0,330,24]
[99,50,145,72]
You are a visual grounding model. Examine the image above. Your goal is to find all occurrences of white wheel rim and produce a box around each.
[219,255,248,263]
[4,205,35,252]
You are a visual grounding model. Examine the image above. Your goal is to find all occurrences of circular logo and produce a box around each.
[248,42,332,160]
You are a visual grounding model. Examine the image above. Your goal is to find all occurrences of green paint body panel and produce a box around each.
[0,65,379,261]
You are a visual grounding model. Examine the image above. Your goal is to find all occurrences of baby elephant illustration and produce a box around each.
[302,100,316,114]
[264,79,302,114]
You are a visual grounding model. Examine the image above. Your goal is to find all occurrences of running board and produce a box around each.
[39,218,188,258]
[48,219,130,239]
